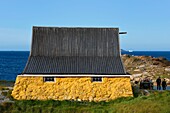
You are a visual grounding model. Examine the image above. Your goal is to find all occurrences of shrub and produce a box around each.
[1,102,13,112]
[1,91,8,96]
[7,89,14,100]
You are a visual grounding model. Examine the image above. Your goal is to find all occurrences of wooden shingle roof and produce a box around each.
[23,27,126,75]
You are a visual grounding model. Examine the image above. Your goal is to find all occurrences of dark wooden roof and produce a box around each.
[23,27,126,75]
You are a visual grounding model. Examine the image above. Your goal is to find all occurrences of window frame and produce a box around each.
[91,77,103,82]
[43,77,55,82]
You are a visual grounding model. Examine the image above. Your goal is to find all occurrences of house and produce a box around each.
[12,27,133,101]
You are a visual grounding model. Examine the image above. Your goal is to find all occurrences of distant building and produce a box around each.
[12,27,133,101]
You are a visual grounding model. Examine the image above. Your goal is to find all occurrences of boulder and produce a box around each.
[158,57,167,61]
[134,69,140,72]
[165,68,170,72]
[138,65,145,68]
[142,72,149,75]
[153,61,160,65]
[143,90,150,96]
[134,78,140,82]
[130,75,134,80]
[132,74,142,78]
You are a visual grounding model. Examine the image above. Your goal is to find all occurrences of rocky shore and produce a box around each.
[122,54,170,85]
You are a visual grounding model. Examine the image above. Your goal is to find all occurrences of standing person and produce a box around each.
[162,79,167,90]
[156,77,161,90]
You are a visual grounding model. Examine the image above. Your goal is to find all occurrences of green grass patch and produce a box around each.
[0,91,170,113]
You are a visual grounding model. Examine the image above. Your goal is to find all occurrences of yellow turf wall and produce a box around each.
[12,76,133,102]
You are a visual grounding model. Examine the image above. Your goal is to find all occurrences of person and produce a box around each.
[140,79,143,89]
[149,79,153,90]
[162,79,167,90]
[156,77,161,90]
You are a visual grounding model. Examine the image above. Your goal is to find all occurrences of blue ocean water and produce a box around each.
[121,51,170,61]
[0,51,170,80]
[0,51,29,80]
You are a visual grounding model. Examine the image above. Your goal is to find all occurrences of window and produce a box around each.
[92,77,102,82]
[43,77,55,82]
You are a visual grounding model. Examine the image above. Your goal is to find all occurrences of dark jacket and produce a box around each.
[156,78,161,85]
[162,81,167,87]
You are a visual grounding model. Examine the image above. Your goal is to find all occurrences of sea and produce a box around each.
[0,51,170,81]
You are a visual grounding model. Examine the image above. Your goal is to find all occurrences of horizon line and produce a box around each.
[0,50,170,52]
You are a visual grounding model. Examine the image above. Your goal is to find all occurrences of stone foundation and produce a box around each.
[12,76,133,101]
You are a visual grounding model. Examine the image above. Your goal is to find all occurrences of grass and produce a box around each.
[0,91,170,113]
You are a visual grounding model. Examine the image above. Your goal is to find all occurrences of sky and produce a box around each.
[0,0,170,51]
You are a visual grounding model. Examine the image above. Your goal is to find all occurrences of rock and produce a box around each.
[77,99,81,101]
[146,74,152,77]
[142,72,149,75]
[164,78,170,85]
[138,65,145,68]
[134,69,140,72]
[153,58,160,61]
[122,54,170,87]
[122,54,131,57]
[130,75,134,80]
[158,57,167,61]
[89,96,93,102]
[132,74,142,78]
[143,90,150,96]
[134,78,140,82]
[153,61,160,65]
[149,65,156,67]
[165,68,170,72]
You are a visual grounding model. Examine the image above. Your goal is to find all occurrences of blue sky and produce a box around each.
[0,0,170,51]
